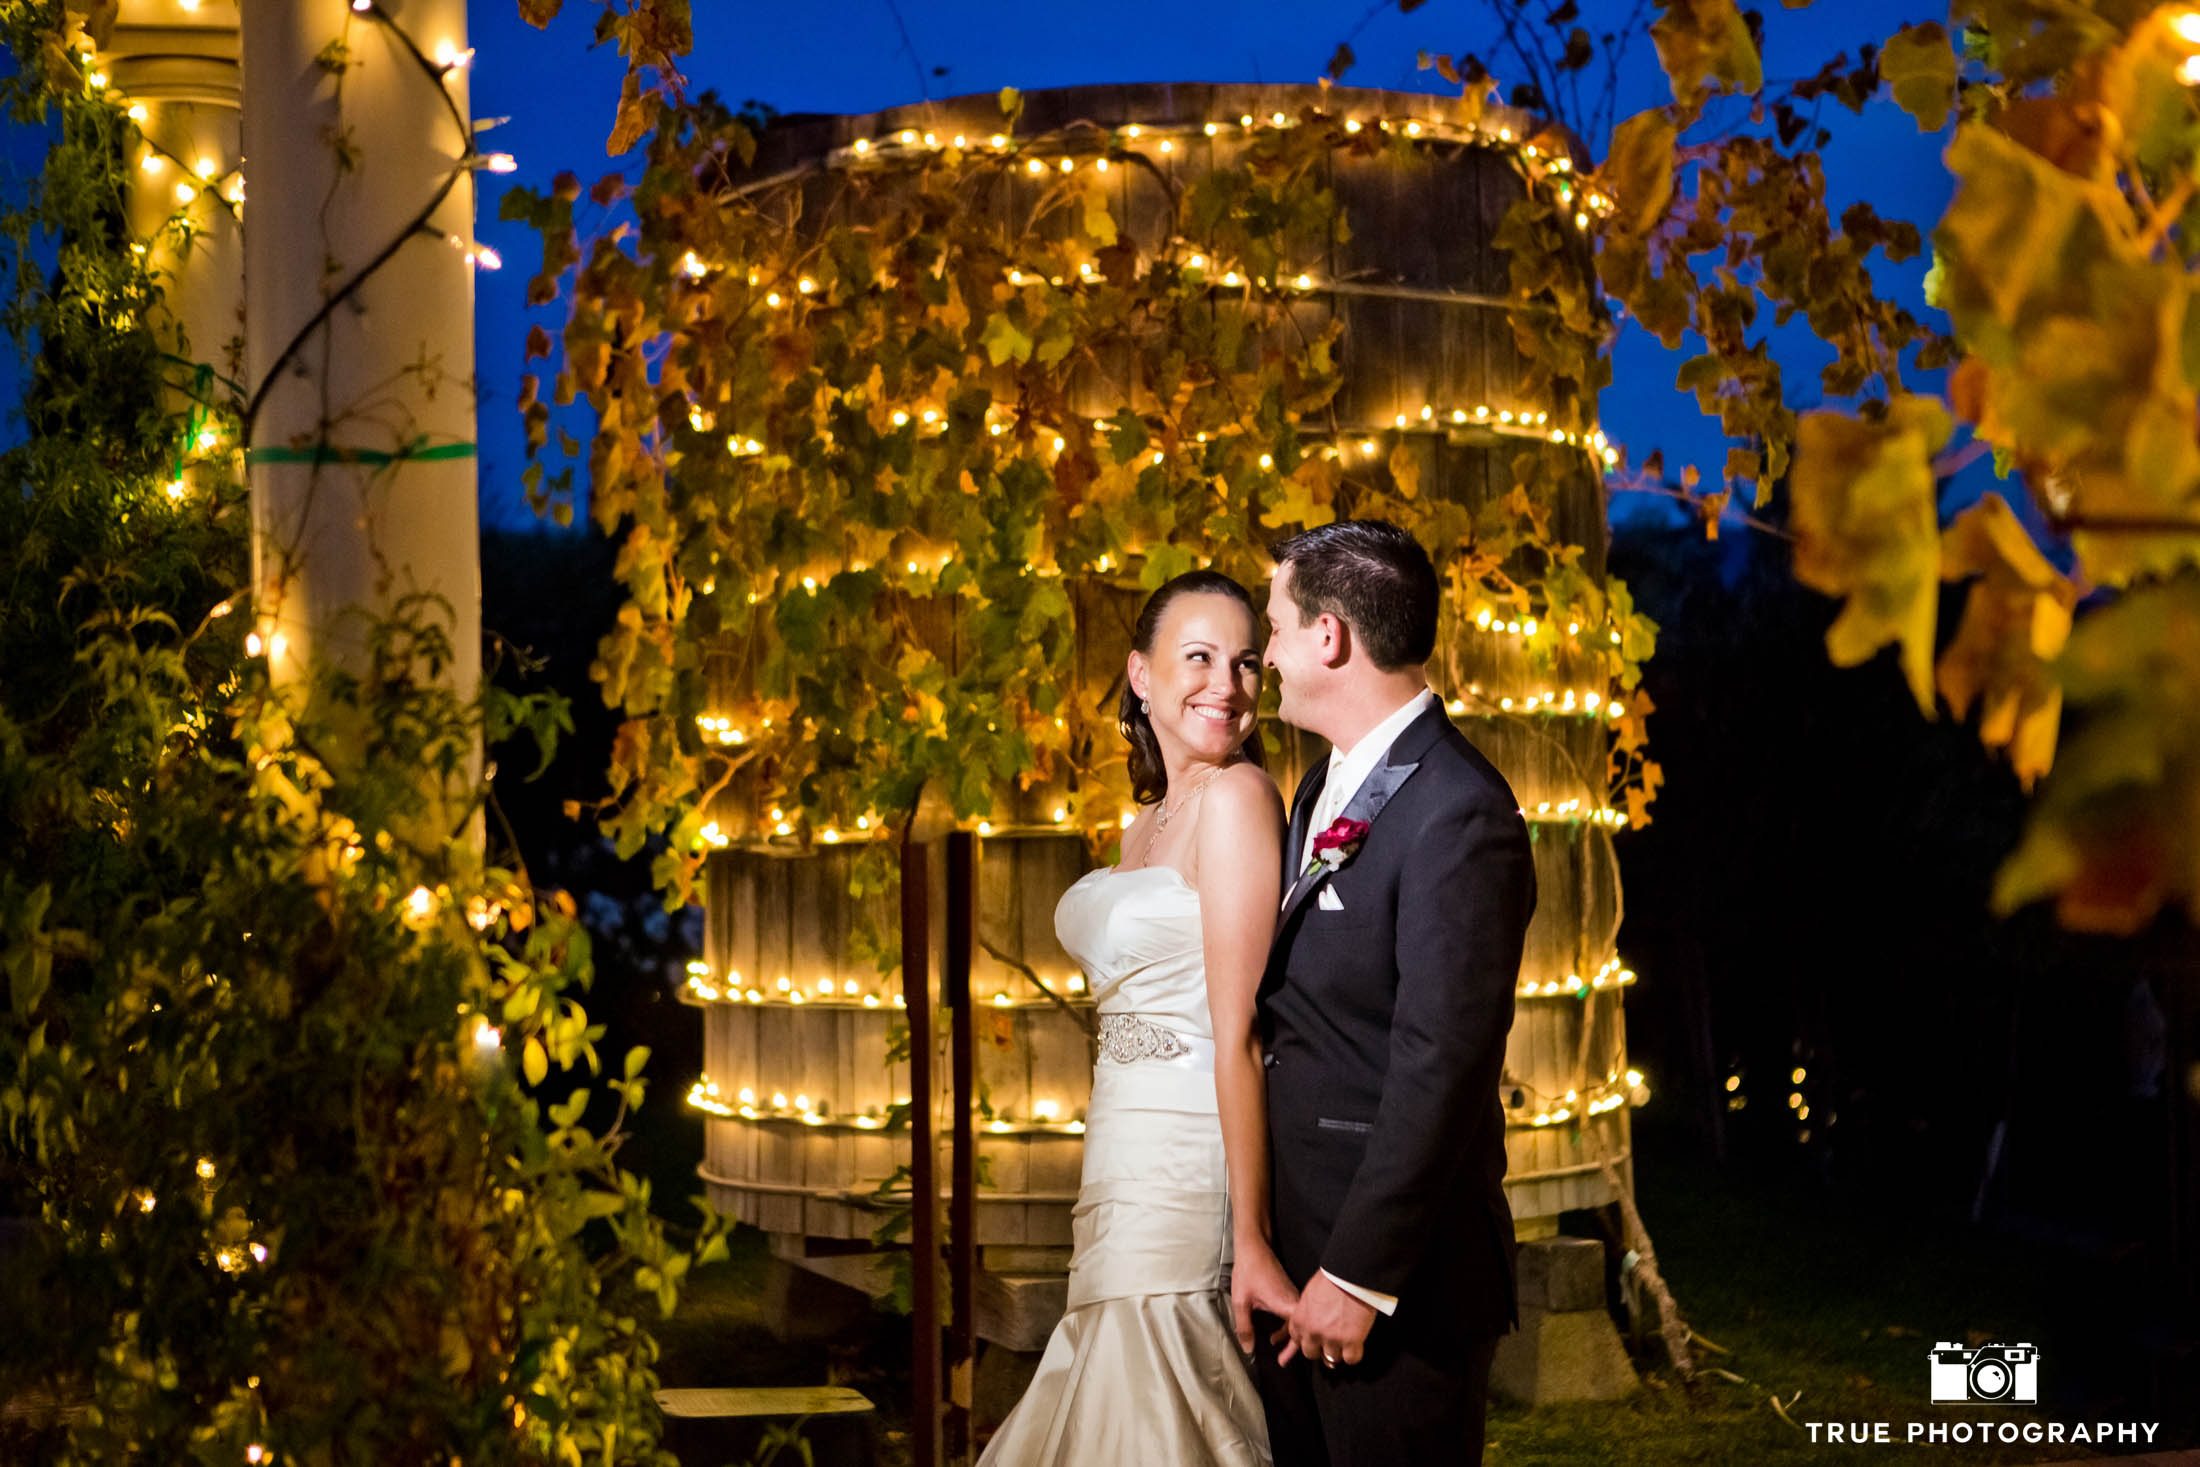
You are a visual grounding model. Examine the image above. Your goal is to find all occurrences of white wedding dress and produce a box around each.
[977,863,1272,1466]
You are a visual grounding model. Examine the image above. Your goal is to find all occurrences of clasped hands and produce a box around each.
[1231,1241,1376,1370]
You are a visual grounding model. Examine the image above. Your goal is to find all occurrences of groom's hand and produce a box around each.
[1281,1271,1375,1368]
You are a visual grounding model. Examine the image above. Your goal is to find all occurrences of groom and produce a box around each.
[1247,519,1537,1467]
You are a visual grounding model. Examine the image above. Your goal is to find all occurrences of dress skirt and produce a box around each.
[977,1065,1271,1466]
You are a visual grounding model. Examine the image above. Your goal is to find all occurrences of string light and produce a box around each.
[1516,956,1637,999]
[688,1072,1087,1134]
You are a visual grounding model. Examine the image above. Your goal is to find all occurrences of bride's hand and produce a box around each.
[1229,1240,1300,1354]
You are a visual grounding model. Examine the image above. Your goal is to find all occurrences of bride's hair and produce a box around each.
[1119,570,1268,806]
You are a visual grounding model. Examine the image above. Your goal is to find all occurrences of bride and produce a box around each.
[979,569,1297,1466]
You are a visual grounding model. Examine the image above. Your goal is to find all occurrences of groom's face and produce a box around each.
[1263,562,1332,727]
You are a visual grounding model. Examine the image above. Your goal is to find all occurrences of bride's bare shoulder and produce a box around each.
[1202,760,1285,828]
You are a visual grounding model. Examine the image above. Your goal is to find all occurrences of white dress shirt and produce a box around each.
[1299,687,1437,1319]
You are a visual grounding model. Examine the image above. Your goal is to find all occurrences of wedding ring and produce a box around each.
[1323,1354,1338,1367]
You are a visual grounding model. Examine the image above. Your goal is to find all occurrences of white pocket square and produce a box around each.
[1317,886,1345,911]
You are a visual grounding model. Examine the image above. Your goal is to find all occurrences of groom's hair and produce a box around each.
[1269,519,1439,671]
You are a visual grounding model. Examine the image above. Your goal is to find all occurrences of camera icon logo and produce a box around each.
[1928,1342,2040,1404]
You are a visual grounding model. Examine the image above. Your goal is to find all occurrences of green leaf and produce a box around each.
[1788,395,1952,714]
[623,1044,651,1080]
[1882,22,1957,133]
[980,312,1034,366]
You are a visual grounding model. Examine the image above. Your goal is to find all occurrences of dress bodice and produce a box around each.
[1055,865,1211,1044]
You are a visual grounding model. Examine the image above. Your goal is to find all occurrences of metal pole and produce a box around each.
[945,830,977,1461]
[902,832,942,1467]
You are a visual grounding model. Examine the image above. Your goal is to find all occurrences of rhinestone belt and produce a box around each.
[1097,1012,1189,1064]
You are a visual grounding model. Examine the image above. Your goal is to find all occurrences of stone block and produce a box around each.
[1515,1235,1608,1314]
[1490,1306,1640,1405]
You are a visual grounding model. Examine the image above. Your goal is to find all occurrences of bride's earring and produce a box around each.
[1139,696,1150,715]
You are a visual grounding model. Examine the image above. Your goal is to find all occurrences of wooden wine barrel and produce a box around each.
[687,81,1636,1283]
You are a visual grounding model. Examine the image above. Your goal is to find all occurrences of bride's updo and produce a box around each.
[1118,569,1269,806]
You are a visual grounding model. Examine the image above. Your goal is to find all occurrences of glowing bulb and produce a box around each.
[173,181,197,204]
[195,1157,216,1180]
[194,156,218,180]
[127,103,148,122]
[2175,10,2200,43]
[483,152,517,173]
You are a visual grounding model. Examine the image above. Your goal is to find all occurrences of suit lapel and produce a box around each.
[1274,753,1419,936]
[1271,700,1456,942]
[1282,762,1326,890]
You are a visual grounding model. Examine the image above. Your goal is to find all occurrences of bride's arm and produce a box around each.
[1194,762,1297,1349]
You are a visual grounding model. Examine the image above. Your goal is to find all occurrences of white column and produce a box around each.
[238,0,480,697]
[102,3,244,437]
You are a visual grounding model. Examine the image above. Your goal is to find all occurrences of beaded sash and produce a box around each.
[1096,1012,1190,1064]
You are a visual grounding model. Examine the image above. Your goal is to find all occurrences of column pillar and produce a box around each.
[101,2,244,462]
[237,0,480,697]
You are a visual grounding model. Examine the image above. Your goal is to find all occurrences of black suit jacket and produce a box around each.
[1259,700,1536,1342]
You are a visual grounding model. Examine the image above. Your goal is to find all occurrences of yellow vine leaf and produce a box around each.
[1602,110,1678,236]
[1936,494,2078,787]
[1387,440,1421,501]
[1993,578,2200,933]
[1650,0,1762,112]
[1938,122,2200,585]
[523,1036,549,1087]
[1789,395,1951,714]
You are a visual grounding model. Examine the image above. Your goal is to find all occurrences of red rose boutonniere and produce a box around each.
[1307,817,1371,875]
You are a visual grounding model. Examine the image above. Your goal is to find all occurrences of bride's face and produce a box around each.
[1129,593,1263,764]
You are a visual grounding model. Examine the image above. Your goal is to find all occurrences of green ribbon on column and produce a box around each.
[245,438,478,466]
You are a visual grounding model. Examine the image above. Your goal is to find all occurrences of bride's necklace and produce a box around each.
[1152,762,1229,835]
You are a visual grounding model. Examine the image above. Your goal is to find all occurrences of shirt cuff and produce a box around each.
[1320,1268,1398,1317]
